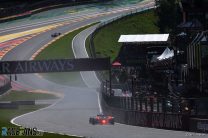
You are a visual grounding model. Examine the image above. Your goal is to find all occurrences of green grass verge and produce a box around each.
[0,91,80,138]
[0,105,47,128]
[35,23,97,87]
[93,10,159,62]
[0,91,58,101]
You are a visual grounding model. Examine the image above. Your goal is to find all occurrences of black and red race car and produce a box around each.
[89,114,115,125]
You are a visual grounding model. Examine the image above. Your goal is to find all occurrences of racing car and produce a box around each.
[51,32,61,37]
[89,114,115,125]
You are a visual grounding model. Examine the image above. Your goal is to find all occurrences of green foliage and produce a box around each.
[93,10,159,62]
[0,105,47,128]
[156,0,180,33]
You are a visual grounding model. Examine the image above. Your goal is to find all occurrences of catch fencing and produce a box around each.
[101,81,208,132]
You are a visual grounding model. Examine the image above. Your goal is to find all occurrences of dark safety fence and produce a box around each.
[101,92,188,131]
[100,81,208,132]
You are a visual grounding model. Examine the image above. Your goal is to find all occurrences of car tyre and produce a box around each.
[89,118,95,125]
[89,118,92,124]
[110,119,115,125]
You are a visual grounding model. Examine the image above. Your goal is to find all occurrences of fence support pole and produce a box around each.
[105,80,108,94]
[162,98,166,113]
[131,77,134,97]
[131,97,134,110]
[125,97,128,110]
[140,98,142,111]
[9,75,12,82]
[150,97,153,112]
[145,98,148,111]
[109,66,112,96]
[157,98,160,112]
[136,97,138,110]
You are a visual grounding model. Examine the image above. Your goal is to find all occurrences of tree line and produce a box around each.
[155,0,181,33]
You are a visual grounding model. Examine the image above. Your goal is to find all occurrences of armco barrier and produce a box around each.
[0,102,18,109]
[0,101,35,109]
[11,101,35,105]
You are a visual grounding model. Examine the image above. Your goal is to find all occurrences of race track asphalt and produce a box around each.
[1,1,204,138]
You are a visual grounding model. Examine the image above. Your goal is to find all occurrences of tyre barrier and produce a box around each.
[11,100,35,105]
[0,101,35,109]
[0,102,18,109]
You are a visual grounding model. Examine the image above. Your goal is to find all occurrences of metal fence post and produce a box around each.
[195,99,198,115]
[131,97,134,110]
[150,97,153,112]
[171,99,174,113]
[157,98,160,112]
[145,98,148,112]
[162,98,166,113]
[123,97,126,109]
[125,97,127,110]
[135,97,138,110]
[127,97,131,110]
[109,65,112,96]
[140,98,142,111]
[105,80,108,94]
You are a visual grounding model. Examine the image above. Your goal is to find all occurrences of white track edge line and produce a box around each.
[10,97,84,138]
[71,24,103,114]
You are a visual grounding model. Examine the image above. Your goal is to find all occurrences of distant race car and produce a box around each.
[89,114,115,125]
[51,32,61,37]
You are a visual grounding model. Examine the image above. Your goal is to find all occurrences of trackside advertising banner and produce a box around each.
[0,58,110,74]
